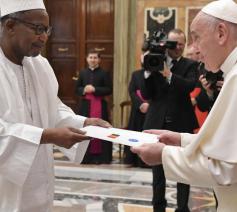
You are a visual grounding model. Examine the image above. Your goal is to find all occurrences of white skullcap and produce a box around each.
[202,0,237,24]
[0,0,46,17]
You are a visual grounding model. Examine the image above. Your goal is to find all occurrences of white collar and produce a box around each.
[220,47,237,78]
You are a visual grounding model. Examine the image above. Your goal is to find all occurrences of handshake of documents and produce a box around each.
[81,126,159,147]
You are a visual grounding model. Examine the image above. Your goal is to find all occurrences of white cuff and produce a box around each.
[144,71,151,79]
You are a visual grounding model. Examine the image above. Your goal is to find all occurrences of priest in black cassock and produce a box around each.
[76,49,112,164]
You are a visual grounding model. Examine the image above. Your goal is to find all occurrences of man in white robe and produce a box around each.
[132,0,237,211]
[0,0,111,211]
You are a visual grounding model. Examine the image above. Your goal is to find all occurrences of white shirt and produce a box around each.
[0,48,89,212]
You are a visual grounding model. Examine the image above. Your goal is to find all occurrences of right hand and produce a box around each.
[159,62,172,78]
[41,127,90,149]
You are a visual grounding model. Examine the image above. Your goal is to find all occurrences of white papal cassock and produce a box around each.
[162,47,237,212]
[0,48,89,212]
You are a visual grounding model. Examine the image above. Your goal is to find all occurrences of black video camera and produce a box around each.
[204,71,223,90]
[143,30,177,72]
[199,63,223,91]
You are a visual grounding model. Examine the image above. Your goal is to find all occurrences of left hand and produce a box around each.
[144,129,181,146]
[84,118,112,128]
[131,142,165,166]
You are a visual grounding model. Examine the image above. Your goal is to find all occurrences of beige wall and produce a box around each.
[113,0,137,127]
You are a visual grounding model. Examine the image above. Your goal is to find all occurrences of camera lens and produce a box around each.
[149,57,160,67]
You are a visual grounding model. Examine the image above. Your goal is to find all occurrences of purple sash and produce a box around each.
[136,89,147,102]
[85,93,103,154]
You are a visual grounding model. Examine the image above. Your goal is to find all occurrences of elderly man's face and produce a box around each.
[190,13,221,72]
[11,9,49,58]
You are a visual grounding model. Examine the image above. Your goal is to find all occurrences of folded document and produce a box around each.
[81,126,159,147]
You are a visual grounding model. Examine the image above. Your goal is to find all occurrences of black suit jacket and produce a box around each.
[142,57,199,133]
[127,69,146,131]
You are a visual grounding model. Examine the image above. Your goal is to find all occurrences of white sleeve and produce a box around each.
[162,145,217,187]
[180,133,197,147]
[55,99,89,163]
[144,71,151,79]
[55,98,86,128]
[208,160,237,185]
[0,120,43,186]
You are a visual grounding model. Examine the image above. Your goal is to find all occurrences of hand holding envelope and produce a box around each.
[81,126,159,147]
[131,129,181,165]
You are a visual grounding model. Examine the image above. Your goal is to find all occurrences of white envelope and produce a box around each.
[81,126,159,147]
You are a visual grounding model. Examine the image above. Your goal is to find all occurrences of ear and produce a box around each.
[4,19,17,35]
[217,22,228,45]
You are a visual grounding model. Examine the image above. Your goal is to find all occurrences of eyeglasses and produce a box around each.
[11,17,52,36]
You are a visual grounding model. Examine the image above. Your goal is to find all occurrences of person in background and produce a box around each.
[196,70,223,113]
[187,45,224,127]
[124,47,149,168]
[186,45,208,131]
[76,49,112,164]
[132,1,237,211]
[186,45,201,61]
[141,28,198,212]
[0,0,111,211]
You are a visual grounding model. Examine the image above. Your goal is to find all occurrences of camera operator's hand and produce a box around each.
[159,62,172,78]
[199,74,214,98]
[139,102,149,113]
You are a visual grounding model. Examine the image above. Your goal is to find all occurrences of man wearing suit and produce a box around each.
[142,29,198,212]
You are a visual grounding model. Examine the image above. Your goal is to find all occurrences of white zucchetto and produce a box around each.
[202,0,237,24]
[0,0,46,17]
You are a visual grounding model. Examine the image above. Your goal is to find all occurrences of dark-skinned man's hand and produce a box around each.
[41,127,89,149]
[83,118,112,128]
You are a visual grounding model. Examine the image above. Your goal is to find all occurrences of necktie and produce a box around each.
[171,59,177,72]
[172,59,177,66]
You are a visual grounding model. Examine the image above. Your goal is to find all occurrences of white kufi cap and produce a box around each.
[0,0,46,17]
[202,0,237,24]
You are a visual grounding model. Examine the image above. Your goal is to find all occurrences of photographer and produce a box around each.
[196,69,223,112]
[141,29,199,212]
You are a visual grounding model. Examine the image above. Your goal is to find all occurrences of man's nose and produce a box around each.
[39,32,48,43]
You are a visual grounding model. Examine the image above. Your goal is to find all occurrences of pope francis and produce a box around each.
[132,0,237,211]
